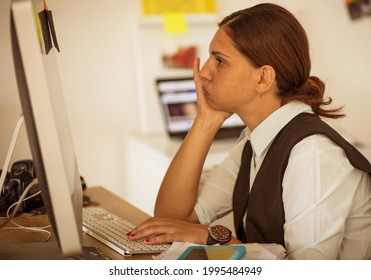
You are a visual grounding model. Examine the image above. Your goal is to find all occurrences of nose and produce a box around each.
[199,59,212,82]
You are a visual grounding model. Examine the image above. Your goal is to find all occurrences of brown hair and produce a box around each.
[219,3,344,118]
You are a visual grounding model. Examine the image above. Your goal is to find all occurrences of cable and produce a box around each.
[0,115,24,196]
[4,223,52,242]
[8,221,51,241]
[0,178,37,228]
[1,178,38,227]
[6,181,41,218]
[0,178,52,241]
[0,185,52,242]
[8,189,51,234]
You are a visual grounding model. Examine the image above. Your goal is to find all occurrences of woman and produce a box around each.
[129,3,371,259]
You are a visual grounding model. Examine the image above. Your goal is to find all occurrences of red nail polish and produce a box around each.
[144,239,150,243]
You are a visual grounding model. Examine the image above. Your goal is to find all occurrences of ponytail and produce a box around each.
[278,76,344,119]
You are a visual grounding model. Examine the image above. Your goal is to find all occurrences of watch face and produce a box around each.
[210,225,231,242]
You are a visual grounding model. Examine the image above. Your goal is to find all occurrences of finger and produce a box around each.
[193,57,203,95]
[131,217,193,234]
[143,223,208,245]
[193,56,200,77]
[128,218,182,239]
[130,223,194,242]
[143,232,185,245]
[130,217,155,232]
[129,224,164,241]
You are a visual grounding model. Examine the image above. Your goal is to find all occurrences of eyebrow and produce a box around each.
[210,50,230,58]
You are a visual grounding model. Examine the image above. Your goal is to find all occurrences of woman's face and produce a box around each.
[199,27,262,115]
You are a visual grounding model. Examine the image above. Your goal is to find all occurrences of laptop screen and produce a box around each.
[156,77,245,139]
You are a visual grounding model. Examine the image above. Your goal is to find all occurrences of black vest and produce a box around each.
[232,113,371,246]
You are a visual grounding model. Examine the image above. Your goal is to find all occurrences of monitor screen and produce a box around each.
[3,0,83,258]
[156,77,245,139]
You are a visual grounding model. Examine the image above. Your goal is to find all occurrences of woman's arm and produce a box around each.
[154,58,231,221]
[283,135,364,259]
[154,116,221,221]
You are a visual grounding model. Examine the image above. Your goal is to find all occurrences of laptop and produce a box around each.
[156,77,245,139]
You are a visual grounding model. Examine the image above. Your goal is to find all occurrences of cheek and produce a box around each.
[221,80,257,108]
[208,83,242,110]
[208,68,257,105]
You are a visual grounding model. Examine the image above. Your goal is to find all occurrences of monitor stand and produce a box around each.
[0,242,64,260]
[0,115,24,195]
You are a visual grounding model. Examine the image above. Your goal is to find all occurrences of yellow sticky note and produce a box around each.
[163,12,188,34]
[34,7,45,53]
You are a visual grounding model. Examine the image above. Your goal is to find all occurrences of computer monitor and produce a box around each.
[1,0,83,258]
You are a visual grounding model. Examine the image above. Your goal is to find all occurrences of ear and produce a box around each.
[256,65,276,94]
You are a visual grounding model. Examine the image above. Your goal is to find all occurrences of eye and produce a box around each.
[215,57,224,65]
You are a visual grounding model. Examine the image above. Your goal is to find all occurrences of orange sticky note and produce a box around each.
[163,12,188,34]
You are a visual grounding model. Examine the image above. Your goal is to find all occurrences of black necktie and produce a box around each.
[232,140,253,242]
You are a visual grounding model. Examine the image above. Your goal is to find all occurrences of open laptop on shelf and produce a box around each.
[156,77,245,139]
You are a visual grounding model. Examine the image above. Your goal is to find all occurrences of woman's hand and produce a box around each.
[127,217,209,245]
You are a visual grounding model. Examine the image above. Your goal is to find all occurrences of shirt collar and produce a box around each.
[241,102,313,157]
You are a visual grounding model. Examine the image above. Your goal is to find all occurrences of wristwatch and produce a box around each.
[206,225,232,245]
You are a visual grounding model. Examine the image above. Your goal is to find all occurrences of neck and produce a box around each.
[238,95,281,131]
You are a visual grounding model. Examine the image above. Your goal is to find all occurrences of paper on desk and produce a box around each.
[154,242,286,260]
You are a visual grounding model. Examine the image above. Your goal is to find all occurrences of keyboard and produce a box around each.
[82,207,170,256]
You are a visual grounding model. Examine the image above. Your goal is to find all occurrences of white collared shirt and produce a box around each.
[194,102,371,259]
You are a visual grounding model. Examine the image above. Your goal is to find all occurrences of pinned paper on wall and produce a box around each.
[141,0,217,35]
[345,0,371,20]
[38,0,60,54]
[141,0,217,15]
[163,12,188,34]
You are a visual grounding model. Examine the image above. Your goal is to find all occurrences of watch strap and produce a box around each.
[206,234,219,245]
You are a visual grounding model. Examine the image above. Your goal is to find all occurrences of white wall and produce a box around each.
[1,0,371,209]
[0,0,142,198]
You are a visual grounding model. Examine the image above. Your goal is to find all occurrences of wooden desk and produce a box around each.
[0,186,155,260]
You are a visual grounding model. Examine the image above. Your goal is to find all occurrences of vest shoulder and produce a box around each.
[274,113,371,174]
